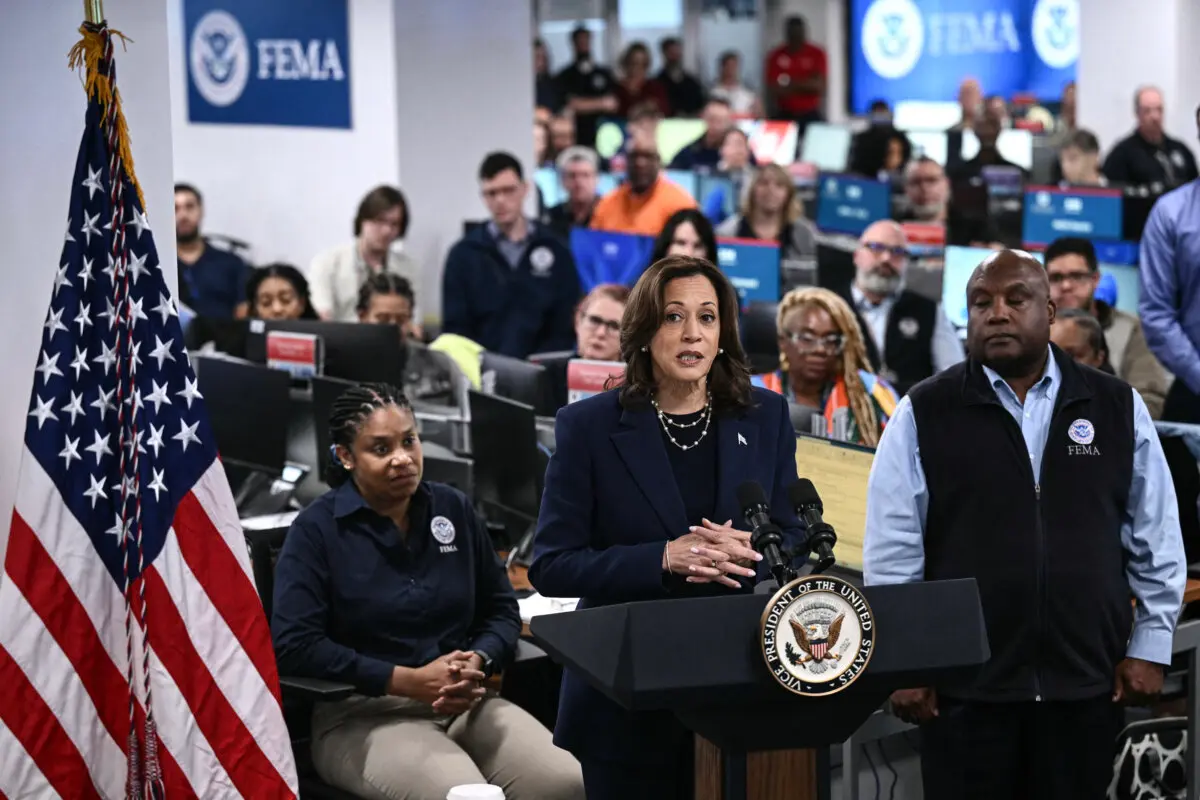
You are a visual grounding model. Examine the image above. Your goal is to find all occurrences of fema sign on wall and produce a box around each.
[184,0,352,128]
[849,0,1078,114]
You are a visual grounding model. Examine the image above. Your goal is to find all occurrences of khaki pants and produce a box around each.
[311,694,584,800]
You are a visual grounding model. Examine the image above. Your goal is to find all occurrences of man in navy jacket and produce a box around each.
[442,152,581,358]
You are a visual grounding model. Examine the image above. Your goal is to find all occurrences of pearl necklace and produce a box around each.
[652,395,713,451]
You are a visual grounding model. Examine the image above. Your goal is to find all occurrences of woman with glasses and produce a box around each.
[754,287,898,446]
[540,283,631,410]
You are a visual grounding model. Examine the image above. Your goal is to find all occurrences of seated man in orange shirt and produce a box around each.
[590,129,696,236]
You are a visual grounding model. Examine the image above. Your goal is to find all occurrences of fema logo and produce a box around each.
[1068,418,1095,445]
[189,10,250,107]
[1032,0,1080,70]
[430,515,456,545]
[861,0,924,80]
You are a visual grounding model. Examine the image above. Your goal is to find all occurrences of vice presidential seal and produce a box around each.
[760,575,875,697]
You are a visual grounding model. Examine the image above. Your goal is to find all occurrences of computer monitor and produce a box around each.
[468,390,541,522]
[309,374,358,479]
[800,123,852,172]
[664,169,698,199]
[698,173,738,221]
[960,129,1034,171]
[192,356,291,474]
[715,238,781,306]
[904,130,949,166]
[814,174,891,236]
[534,166,563,208]
[740,300,780,375]
[245,319,406,387]
[1022,185,1123,249]
[569,228,655,291]
[793,433,876,574]
[479,352,555,417]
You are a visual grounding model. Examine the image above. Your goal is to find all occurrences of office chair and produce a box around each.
[1107,717,1186,799]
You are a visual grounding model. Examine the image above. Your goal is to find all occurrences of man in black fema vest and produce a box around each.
[863,250,1186,799]
[840,220,964,396]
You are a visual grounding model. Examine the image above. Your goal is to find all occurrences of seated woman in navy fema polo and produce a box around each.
[271,382,583,800]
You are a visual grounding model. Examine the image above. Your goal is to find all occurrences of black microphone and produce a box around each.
[736,481,792,587]
[789,479,837,574]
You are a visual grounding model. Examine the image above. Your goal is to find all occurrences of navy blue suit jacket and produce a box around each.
[528,386,805,765]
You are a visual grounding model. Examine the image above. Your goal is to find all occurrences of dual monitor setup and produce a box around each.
[190,319,559,530]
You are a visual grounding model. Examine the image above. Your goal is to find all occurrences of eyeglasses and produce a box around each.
[784,331,844,354]
[861,241,908,260]
[583,314,620,334]
[1047,271,1093,285]
[482,184,521,200]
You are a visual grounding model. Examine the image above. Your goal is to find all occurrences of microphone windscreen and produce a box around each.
[736,480,769,514]
[789,479,823,512]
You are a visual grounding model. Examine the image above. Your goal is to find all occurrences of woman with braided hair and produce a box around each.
[753,287,898,446]
[272,382,583,799]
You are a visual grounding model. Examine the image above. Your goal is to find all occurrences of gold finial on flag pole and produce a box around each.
[83,0,104,24]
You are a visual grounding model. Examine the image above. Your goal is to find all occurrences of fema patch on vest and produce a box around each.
[1068,418,1094,444]
[431,515,458,553]
[530,246,555,277]
[1067,418,1099,456]
[760,575,875,697]
[897,317,920,339]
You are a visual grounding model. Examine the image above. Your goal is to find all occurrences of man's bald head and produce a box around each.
[965,250,1055,378]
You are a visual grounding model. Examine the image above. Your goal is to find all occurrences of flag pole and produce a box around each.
[83,0,104,24]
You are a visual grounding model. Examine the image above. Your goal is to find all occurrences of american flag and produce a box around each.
[0,22,297,798]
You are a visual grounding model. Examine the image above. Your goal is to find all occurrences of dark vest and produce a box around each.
[841,288,937,395]
[908,346,1135,702]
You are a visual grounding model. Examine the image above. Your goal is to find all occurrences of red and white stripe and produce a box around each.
[0,452,297,799]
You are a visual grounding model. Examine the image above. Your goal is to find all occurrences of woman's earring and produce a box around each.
[719,348,724,354]
[641,345,648,352]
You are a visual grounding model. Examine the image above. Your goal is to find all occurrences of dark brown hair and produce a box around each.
[617,256,752,413]
[354,185,409,237]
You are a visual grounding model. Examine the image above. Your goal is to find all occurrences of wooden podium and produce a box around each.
[531,579,989,800]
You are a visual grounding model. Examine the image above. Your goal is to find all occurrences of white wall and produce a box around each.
[392,0,536,321]
[1073,0,1199,157]
[167,0,401,270]
[0,0,177,549]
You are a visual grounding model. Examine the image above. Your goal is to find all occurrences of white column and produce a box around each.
[392,0,536,325]
[1077,0,1198,160]
[0,1,177,554]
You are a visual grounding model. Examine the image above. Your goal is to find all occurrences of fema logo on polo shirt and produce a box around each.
[183,0,352,128]
[431,515,458,554]
[861,0,924,80]
[1031,0,1081,70]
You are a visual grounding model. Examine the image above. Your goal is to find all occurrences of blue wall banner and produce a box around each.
[184,0,352,128]
[849,0,1078,114]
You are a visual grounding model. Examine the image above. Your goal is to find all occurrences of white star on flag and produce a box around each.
[173,419,201,452]
[75,303,93,336]
[149,336,175,370]
[81,163,103,199]
[90,386,116,422]
[58,435,81,469]
[69,346,90,379]
[177,376,203,409]
[93,340,117,375]
[146,423,165,458]
[105,513,132,542]
[129,207,151,240]
[35,350,63,384]
[126,250,149,284]
[78,256,94,291]
[152,293,177,325]
[28,396,57,430]
[148,468,168,502]
[145,380,171,413]
[79,211,101,245]
[84,431,112,465]
[44,307,68,340]
[53,263,73,296]
[82,473,108,508]
[62,391,86,426]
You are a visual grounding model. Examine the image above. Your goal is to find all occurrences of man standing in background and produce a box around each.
[655,37,706,117]
[555,26,617,149]
[765,16,826,133]
[1104,87,1199,189]
[1140,108,1200,422]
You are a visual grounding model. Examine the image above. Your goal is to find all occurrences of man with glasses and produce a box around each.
[840,220,963,395]
[442,151,580,358]
[1045,237,1169,418]
[546,146,601,238]
[900,157,949,223]
[591,128,695,236]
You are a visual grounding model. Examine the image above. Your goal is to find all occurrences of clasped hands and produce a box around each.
[662,517,763,589]
[389,650,487,714]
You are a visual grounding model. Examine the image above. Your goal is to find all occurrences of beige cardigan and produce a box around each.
[307,240,422,322]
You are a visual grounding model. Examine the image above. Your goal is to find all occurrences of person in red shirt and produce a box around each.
[614,41,671,118]
[765,16,827,133]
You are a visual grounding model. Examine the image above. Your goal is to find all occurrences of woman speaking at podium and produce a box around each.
[529,255,805,798]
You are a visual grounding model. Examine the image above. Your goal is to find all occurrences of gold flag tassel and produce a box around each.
[67,21,146,211]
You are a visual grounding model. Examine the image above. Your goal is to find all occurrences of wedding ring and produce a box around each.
[710,559,718,568]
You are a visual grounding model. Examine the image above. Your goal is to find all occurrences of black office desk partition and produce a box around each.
[532,578,988,800]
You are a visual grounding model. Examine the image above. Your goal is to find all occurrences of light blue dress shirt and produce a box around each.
[850,284,965,375]
[1140,180,1200,393]
[863,348,1186,665]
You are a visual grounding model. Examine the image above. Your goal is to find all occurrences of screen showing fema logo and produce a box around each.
[850,0,1078,115]
[184,0,352,129]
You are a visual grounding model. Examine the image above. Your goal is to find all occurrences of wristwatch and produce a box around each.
[477,651,495,678]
